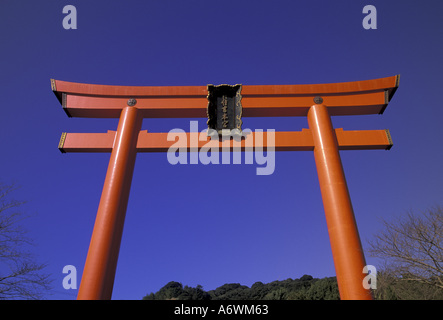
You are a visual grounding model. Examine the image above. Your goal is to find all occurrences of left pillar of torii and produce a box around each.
[77,103,142,300]
[63,97,142,300]
[52,79,209,300]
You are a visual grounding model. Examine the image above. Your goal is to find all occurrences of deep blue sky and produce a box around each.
[1,1,442,300]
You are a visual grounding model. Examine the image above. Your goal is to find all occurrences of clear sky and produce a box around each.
[0,0,442,300]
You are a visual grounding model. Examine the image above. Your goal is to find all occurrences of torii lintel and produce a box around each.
[51,75,399,118]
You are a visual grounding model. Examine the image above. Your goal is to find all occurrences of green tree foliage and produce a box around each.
[298,277,340,300]
[143,281,210,300]
[142,275,340,300]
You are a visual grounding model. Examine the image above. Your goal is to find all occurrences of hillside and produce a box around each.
[142,275,340,300]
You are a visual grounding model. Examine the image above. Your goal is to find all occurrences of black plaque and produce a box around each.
[207,84,242,135]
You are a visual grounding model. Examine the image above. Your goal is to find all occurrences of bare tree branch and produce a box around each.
[368,206,443,298]
[0,183,52,299]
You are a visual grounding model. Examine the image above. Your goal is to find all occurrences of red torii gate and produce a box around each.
[52,75,399,300]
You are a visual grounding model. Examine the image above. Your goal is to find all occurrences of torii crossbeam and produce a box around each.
[52,75,399,300]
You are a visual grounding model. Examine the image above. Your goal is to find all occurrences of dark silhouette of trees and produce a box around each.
[144,281,211,300]
[142,275,339,300]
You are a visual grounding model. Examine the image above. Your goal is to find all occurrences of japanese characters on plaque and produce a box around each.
[207,84,242,136]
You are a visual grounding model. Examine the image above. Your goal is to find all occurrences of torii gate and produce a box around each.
[52,75,399,300]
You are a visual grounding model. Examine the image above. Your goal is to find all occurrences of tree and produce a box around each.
[303,277,339,300]
[209,283,249,300]
[143,282,211,300]
[263,287,288,300]
[0,183,51,299]
[368,206,443,299]
[154,281,184,300]
[179,284,211,300]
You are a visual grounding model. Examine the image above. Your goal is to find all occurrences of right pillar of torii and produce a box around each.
[308,100,370,299]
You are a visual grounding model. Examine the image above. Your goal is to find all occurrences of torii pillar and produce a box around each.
[77,105,142,300]
[308,101,370,299]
